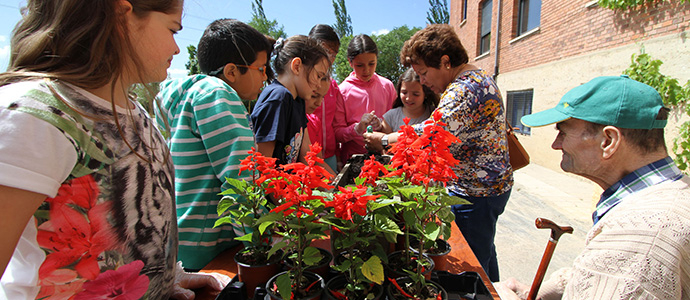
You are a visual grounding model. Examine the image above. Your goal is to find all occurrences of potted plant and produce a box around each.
[321,168,402,299]
[215,148,284,298]
[364,113,469,299]
[261,144,332,300]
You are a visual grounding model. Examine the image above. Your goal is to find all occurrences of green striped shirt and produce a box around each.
[156,75,254,269]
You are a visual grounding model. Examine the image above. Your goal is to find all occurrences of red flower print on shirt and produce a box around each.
[73,260,150,300]
[36,269,85,300]
[37,175,118,281]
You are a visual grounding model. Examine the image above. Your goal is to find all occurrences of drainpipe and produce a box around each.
[493,0,502,80]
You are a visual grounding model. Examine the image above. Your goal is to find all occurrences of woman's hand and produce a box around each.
[363,132,385,152]
[171,262,231,300]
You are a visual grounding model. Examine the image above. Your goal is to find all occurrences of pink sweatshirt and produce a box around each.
[307,79,340,159]
[334,72,396,163]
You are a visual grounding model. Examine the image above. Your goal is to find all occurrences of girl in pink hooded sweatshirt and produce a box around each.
[334,34,396,165]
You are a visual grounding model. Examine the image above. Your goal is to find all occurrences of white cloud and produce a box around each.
[0,45,10,71]
[371,29,390,36]
[0,35,7,43]
[167,68,188,79]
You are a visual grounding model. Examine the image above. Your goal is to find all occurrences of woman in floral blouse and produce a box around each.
[364,24,513,282]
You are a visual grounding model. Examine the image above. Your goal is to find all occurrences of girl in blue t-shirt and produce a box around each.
[250,35,335,175]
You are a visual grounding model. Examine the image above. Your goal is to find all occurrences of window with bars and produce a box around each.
[517,0,541,36]
[479,0,492,55]
[506,90,533,135]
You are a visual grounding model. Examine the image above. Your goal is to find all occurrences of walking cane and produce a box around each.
[527,218,573,300]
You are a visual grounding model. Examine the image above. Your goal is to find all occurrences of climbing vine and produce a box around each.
[598,0,689,10]
[623,50,690,172]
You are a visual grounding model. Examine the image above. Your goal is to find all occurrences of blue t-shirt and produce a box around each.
[251,80,308,165]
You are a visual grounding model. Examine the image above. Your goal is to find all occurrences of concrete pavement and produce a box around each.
[493,163,602,285]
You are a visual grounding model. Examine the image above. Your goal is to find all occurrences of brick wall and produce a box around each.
[451,0,690,75]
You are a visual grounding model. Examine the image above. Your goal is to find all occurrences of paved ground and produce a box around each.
[492,163,601,285]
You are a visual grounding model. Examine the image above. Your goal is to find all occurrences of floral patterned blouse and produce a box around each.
[413,69,513,197]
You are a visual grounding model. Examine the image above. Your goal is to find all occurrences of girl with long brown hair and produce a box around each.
[0,1,228,299]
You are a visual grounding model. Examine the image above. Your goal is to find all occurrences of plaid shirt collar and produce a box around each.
[592,156,683,225]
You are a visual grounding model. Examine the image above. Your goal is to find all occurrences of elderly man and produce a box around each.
[497,75,690,299]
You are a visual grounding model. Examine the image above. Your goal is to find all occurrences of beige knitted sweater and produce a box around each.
[539,176,690,300]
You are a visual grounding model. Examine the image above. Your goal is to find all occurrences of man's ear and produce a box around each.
[222,63,238,83]
[601,126,622,159]
[290,57,303,75]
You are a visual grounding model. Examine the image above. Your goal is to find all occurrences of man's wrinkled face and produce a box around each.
[552,118,603,177]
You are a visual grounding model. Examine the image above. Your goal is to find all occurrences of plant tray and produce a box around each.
[334,154,392,187]
[431,271,492,300]
[215,275,268,300]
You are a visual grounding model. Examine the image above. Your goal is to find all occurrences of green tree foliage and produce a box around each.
[248,0,287,39]
[623,50,690,173]
[374,26,421,85]
[185,45,200,75]
[333,35,353,83]
[598,0,689,9]
[333,26,421,85]
[426,0,450,24]
[131,83,161,114]
[332,0,353,39]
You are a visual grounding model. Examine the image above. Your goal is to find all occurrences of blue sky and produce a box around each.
[0,0,431,79]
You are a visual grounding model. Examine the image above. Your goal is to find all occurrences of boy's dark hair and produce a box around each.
[346,34,378,61]
[197,19,274,80]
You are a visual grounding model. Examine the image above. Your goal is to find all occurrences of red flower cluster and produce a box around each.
[240,144,333,217]
[385,112,459,186]
[325,186,379,221]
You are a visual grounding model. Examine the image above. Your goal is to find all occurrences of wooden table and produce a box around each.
[197,222,499,299]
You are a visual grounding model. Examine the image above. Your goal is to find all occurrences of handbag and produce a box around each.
[506,125,530,170]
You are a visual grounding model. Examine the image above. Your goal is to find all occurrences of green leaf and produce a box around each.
[423,222,441,241]
[374,214,404,235]
[275,272,292,300]
[441,194,471,206]
[258,221,273,235]
[302,247,322,266]
[361,255,384,284]
[216,196,236,215]
[213,216,234,228]
[257,213,282,223]
[269,241,287,257]
[221,177,249,194]
[233,233,253,242]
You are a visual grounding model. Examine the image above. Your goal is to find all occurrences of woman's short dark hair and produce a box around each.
[400,24,468,69]
[197,19,274,80]
[392,68,439,111]
[347,34,378,61]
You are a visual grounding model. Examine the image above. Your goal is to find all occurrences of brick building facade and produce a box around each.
[450,0,690,172]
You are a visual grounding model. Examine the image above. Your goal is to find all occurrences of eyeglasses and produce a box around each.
[236,64,266,76]
[208,64,266,77]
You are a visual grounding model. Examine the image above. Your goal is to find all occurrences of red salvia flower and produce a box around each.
[359,155,389,186]
[324,186,379,222]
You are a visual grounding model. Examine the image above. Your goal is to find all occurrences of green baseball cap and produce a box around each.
[521,75,667,129]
